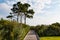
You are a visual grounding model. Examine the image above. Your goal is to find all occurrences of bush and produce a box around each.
[0,19,30,40]
[34,23,60,37]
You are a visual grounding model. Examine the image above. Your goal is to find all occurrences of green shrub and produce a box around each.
[0,19,30,40]
[34,23,60,37]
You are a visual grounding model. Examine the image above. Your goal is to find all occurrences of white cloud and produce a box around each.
[15,0,52,10]
[27,11,60,26]
[15,0,28,3]
[0,14,7,19]
[6,1,16,6]
[0,0,52,26]
[1,0,60,26]
[0,3,11,12]
[0,3,12,19]
[27,0,52,14]
[0,15,3,18]
[3,0,52,14]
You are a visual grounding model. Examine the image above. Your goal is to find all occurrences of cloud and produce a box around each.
[0,3,12,19]
[27,0,52,13]
[0,3,11,12]
[2,0,52,14]
[15,0,28,3]
[6,1,16,6]
[0,15,3,18]
[0,14,7,19]
[0,0,52,26]
[0,0,60,26]
[14,0,52,12]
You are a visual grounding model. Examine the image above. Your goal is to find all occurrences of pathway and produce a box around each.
[24,30,39,40]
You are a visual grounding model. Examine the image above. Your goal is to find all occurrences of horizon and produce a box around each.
[0,0,60,26]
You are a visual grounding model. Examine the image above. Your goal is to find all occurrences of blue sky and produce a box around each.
[0,0,60,26]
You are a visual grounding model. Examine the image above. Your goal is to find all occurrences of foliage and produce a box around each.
[11,2,34,24]
[0,18,30,40]
[34,22,60,37]
[30,26,35,30]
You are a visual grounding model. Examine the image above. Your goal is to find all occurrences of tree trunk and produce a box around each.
[10,17,12,21]
[20,13,22,29]
[20,13,22,23]
[17,15,19,22]
[24,15,26,24]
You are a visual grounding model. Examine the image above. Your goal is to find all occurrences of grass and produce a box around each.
[20,27,30,40]
[40,37,60,40]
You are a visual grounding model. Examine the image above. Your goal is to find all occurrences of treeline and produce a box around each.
[0,18,60,40]
[33,22,60,37]
[0,18,30,40]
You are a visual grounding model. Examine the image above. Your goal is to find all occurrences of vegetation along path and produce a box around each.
[24,30,39,40]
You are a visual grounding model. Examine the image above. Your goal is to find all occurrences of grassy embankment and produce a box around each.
[0,19,30,40]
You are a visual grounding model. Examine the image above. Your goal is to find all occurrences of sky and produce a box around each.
[0,0,60,26]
